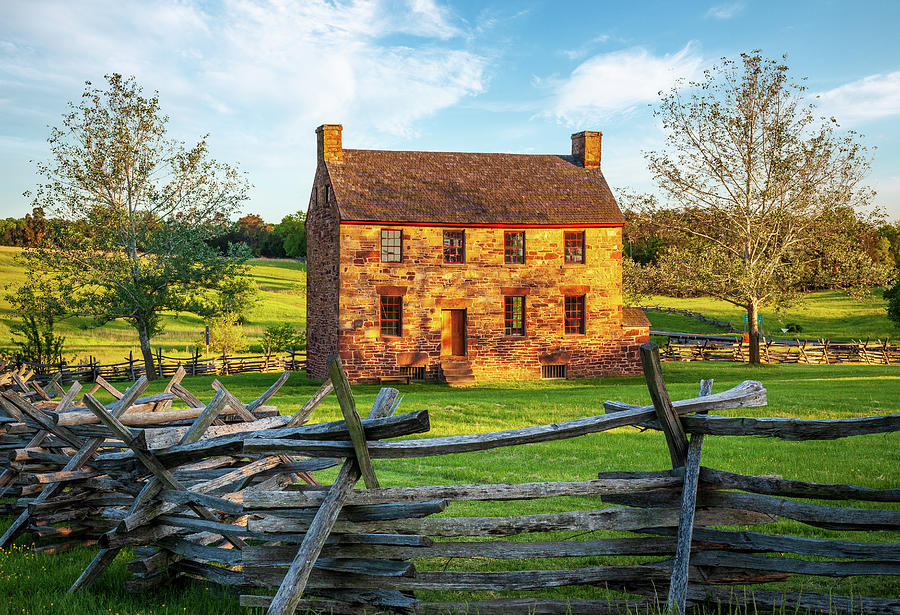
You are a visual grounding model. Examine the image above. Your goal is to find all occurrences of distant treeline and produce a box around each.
[623,205,900,293]
[1,208,306,259]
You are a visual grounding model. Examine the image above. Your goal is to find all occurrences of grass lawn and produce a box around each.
[1,362,898,614]
[0,246,306,364]
[640,291,898,342]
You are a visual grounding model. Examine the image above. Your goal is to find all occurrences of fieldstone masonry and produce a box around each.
[305,125,649,383]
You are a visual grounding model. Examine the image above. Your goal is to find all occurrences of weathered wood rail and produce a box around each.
[2,349,308,386]
[653,331,900,364]
[0,345,897,614]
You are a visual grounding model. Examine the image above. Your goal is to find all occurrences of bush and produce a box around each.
[263,324,305,354]
[203,315,248,355]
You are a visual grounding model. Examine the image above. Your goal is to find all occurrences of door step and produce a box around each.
[440,358,475,386]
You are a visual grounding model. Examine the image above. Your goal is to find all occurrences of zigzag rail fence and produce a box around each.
[0,344,897,614]
[652,331,900,365]
[0,349,307,386]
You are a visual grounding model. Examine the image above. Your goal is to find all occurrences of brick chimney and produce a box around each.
[571,131,601,169]
[316,124,343,163]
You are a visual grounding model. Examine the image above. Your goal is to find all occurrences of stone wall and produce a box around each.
[332,223,647,382]
[305,167,341,381]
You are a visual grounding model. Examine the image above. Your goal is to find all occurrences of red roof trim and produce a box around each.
[340,219,624,229]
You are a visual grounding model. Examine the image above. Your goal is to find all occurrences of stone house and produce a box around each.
[305,124,649,384]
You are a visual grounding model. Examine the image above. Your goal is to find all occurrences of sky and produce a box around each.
[1,0,899,222]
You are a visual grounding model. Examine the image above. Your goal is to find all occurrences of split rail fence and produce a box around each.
[654,331,900,365]
[0,349,307,386]
[0,344,897,614]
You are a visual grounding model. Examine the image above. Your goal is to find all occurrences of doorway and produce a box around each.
[441,309,467,356]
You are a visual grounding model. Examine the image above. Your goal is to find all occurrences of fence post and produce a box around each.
[639,342,688,468]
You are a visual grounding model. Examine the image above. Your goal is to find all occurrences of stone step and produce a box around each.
[441,365,474,376]
[440,359,475,386]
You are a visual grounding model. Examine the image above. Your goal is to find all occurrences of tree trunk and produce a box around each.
[748,302,761,365]
[136,320,157,380]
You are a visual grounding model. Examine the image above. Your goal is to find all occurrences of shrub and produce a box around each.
[262,324,305,354]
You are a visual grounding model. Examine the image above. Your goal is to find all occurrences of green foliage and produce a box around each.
[887,279,900,328]
[23,73,250,377]
[262,323,305,354]
[200,272,260,324]
[274,211,307,258]
[5,278,67,364]
[203,314,248,355]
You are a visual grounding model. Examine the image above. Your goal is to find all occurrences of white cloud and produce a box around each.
[705,2,745,19]
[0,0,488,217]
[545,43,705,125]
[815,71,900,125]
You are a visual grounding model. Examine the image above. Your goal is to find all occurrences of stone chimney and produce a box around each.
[571,131,601,169]
[316,124,343,163]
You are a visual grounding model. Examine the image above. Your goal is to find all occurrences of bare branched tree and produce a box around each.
[645,52,893,363]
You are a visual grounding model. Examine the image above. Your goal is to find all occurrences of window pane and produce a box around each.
[564,231,585,264]
[504,231,525,264]
[381,229,402,262]
[380,295,402,336]
[564,295,585,334]
[504,295,525,336]
[443,230,465,263]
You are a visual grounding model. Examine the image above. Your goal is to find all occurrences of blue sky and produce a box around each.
[2,0,899,222]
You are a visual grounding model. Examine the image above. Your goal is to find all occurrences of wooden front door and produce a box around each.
[441,309,466,356]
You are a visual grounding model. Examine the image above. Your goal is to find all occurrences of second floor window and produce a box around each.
[443,230,465,263]
[504,231,525,264]
[380,295,402,336]
[564,231,585,263]
[564,295,585,334]
[381,229,402,262]
[504,295,525,336]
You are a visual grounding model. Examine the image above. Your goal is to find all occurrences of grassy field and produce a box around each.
[0,246,307,363]
[640,291,897,341]
[1,362,898,614]
[3,245,897,366]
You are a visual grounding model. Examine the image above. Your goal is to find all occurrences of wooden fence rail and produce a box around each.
[652,330,900,364]
[0,344,897,614]
[1,350,307,385]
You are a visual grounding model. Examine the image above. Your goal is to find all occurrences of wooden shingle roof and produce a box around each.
[326,149,624,226]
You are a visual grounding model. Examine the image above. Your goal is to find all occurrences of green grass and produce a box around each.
[0,247,306,364]
[1,362,898,614]
[641,291,898,341]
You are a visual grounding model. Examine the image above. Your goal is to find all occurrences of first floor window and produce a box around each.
[380,295,402,336]
[381,229,402,262]
[443,230,465,263]
[504,231,525,264]
[504,295,525,336]
[564,231,585,263]
[564,295,585,334]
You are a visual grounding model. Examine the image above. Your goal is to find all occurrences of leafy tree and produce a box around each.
[5,279,67,365]
[886,279,900,328]
[22,74,250,379]
[204,314,249,355]
[200,272,260,324]
[262,323,304,354]
[274,212,307,258]
[645,52,894,363]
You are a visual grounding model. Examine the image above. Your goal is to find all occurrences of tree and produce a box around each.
[887,279,900,328]
[194,268,260,325]
[5,278,67,365]
[645,52,895,363]
[274,211,307,258]
[22,74,251,379]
